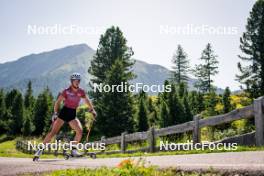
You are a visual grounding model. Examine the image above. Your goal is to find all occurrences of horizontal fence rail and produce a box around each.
[156,121,194,137]
[199,105,254,128]
[16,140,64,156]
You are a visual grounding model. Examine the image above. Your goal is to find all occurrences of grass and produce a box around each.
[1,135,264,159]
[30,167,221,176]
[0,140,41,158]
[0,139,61,158]
[96,145,264,158]
[21,158,224,176]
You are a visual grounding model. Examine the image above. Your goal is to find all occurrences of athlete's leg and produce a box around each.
[43,118,65,144]
[68,119,83,156]
[68,118,83,145]
[34,118,64,158]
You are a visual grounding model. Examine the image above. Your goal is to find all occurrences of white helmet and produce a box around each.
[70,72,81,80]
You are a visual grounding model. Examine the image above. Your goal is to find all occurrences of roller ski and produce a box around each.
[63,113,97,160]
[85,151,97,159]
[63,148,83,160]
[33,149,43,162]
[63,148,96,160]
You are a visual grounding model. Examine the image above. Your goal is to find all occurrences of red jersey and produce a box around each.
[61,86,86,109]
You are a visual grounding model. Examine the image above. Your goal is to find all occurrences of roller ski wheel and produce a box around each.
[64,153,71,160]
[33,156,39,162]
[88,152,96,159]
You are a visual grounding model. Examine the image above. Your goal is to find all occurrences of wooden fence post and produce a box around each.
[101,136,106,152]
[48,144,51,154]
[22,141,25,153]
[16,141,19,149]
[148,127,156,153]
[121,132,127,153]
[193,115,201,144]
[254,97,264,146]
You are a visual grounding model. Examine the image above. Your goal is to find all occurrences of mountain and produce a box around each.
[0,44,220,96]
[0,44,95,96]
[132,60,197,90]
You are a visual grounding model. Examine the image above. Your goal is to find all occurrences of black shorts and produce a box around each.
[58,106,76,123]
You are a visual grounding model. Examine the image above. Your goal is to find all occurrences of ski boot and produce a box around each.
[33,149,43,161]
[64,147,83,160]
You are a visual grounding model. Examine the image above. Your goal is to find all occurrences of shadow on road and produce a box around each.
[37,159,64,162]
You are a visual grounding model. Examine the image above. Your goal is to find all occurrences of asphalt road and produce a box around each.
[0,151,264,176]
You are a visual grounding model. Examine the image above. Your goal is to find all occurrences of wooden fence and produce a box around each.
[16,140,64,156]
[16,96,264,155]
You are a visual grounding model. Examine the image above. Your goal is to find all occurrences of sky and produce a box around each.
[0,0,257,91]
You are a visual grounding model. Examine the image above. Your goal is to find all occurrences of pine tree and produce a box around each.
[0,89,7,133]
[89,27,136,136]
[236,0,264,98]
[33,93,45,135]
[168,92,184,125]
[22,116,35,136]
[43,87,54,133]
[10,92,24,135]
[197,92,205,113]
[222,87,232,113]
[188,91,198,115]
[5,89,19,108]
[178,82,188,99]
[193,43,219,93]
[165,84,176,125]
[88,26,134,85]
[163,83,185,125]
[4,90,19,134]
[204,91,219,141]
[0,89,5,119]
[24,81,35,109]
[171,45,189,84]
[137,91,149,131]
[162,80,170,101]
[102,59,135,136]
[159,100,169,128]
[204,91,218,116]
[5,89,24,135]
[33,88,53,135]
[24,81,35,135]
[182,96,193,122]
[147,98,159,127]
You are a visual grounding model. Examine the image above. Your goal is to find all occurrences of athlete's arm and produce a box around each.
[54,94,64,114]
